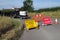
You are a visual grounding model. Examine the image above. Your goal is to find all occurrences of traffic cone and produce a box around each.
[36,14,39,18]
[35,14,39,22]
[55,18,58,25]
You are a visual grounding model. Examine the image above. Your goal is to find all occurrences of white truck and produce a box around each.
[19,11,28,19]
[14,11,30,19]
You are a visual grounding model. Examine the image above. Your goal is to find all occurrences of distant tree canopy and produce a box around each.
[0,9,14,16]
[35,7,60,13]
[20,0,34,12]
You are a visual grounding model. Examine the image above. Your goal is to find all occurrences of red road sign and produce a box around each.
[42,16,52,25]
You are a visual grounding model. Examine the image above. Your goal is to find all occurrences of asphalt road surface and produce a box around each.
[19,19,60,40]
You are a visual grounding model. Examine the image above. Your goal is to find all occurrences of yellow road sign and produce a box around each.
[24,19,38,30]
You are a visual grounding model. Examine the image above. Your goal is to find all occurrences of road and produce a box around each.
[19,19,60,40]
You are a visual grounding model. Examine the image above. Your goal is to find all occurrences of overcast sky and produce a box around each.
[0,0,60,10]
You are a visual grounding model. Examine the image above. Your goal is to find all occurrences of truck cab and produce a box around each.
[19,11,29,19]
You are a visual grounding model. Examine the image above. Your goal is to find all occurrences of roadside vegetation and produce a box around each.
[0,16,23,40]
[41,10,60,18]
[28,10,60,18]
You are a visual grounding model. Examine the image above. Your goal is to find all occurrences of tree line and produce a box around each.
[35,7,60,13]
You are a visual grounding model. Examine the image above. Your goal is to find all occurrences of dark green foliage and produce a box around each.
[22,0,34,12]
[35,7,60,13]
[0,9,14,16]
[0,9,19,17]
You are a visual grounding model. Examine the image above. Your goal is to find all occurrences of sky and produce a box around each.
[0,0,60,10]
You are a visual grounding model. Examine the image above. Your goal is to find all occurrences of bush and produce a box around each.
[0,16,23,40]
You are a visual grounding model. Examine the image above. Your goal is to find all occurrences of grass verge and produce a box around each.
[0,16,24,40]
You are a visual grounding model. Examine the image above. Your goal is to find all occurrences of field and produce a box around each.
[28,10,60,18]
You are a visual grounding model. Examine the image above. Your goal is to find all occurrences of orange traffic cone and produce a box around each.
[55,18,58,25]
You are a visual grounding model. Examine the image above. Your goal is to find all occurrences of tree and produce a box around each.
[23,0,34,12]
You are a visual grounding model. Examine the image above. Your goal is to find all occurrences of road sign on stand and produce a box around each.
[24,19,38,30]
[42,16,52,25]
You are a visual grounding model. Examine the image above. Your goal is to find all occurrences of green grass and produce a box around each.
[0,16,22,40]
